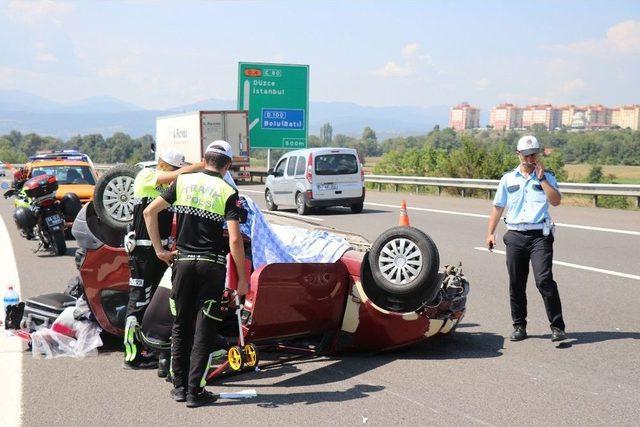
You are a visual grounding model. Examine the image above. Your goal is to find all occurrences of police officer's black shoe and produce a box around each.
[186,389,218,408]
[170,386,186,402]
[509,325,527,341]
[123,358,158,370]
[551,327,567,342]
[157,359,169,378]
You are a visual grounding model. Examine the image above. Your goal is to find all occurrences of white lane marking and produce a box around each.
[0,215,22,426]
[261,210,324,222]
[474,247,640,281]
[240,189,325,221]
[364,202,640,236]
[553,222,640,236]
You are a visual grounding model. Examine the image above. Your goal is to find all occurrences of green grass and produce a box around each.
[565,164,640,184]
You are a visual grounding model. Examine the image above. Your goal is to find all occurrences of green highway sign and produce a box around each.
[237,62,309,149]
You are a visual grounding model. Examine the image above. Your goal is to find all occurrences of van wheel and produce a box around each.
[265,189,278,211]
[296,192,309,215]
[350,203,363,213]
[363,226,440,311]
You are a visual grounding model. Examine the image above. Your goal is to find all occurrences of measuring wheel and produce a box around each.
[228,346,244,371]
[243,343,258,368]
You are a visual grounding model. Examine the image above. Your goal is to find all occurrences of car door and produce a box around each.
[313,152,363,201]
[284,156,299,205]
[270,157,289,205]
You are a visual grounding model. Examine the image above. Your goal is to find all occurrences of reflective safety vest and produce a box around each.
[174,172,236,221]
[133,168,163,204]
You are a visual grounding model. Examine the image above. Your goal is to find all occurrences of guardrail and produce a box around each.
[364,174,640,208]
[5,162,638,208]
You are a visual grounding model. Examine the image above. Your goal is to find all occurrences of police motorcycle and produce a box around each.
[4,174,68,255]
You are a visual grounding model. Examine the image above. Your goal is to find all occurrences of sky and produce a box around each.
[0,0,639,110]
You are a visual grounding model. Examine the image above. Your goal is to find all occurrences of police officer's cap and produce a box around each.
[516,135,541,156]
[159,149,186,168]
[205,140,233,160]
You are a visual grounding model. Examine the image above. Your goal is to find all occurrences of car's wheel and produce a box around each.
[93,164,138,231]
[296,192,309,215]
[365,226,440,311]
[265,189,278,211]
[350,203,363,213]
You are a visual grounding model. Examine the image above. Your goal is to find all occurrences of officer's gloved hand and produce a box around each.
[238,196,248,224]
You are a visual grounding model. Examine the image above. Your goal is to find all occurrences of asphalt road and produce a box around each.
[2,181,639,426]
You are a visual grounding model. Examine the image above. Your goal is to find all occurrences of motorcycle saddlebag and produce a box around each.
[22,292,77,330]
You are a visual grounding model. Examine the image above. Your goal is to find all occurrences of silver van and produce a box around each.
[264,147,365,215]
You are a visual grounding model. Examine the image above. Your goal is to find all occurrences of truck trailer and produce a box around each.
[155,110,250,181]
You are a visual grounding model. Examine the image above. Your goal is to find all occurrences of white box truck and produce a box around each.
[155,110,250,181]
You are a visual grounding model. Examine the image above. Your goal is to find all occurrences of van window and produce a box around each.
[295,156,306,176]
[286,156,297,176]
[274,158,287,177]
[314,154,358,175]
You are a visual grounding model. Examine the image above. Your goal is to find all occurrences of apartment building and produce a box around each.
[449,102,480,131]
[522,104,562,130]
[489,103,523,129]
[611,105,640,130]
[586,104,614,127]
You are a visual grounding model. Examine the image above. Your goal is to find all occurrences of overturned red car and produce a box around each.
[70,193,469,356]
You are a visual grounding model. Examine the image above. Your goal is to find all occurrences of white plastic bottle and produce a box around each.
[3,286,20,321]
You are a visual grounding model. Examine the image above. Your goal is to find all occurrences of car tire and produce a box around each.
[350,203,363,213]
[365,226,440,311]
[93,164,138,231]
[296,192,309,215]
[265,189,278,211]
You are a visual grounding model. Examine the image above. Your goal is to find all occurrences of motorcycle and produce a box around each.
[4,174,67,255]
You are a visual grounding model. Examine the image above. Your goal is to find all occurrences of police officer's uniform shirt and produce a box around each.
[161,170,241,255]
[132,168,172,240]
[493,166,560,226]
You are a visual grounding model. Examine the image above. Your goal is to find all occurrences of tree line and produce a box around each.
[2,126,639,180]
[0,130,154,165]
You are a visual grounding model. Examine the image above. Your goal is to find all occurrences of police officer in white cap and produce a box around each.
[123,149,203,369]
[486,135,567,343]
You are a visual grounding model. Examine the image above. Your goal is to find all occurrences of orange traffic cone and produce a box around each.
[398,200,410,227]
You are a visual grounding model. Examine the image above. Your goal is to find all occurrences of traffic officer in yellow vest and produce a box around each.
[486,135,567,343]
[144,141,248,407]
[123,149,202,368]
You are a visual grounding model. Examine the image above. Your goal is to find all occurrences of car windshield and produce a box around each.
[314,154,358,175]
[30,165,96,185]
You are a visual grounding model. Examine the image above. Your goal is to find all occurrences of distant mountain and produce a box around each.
[0,90,451,139]
[60,96,142,113]
[0,90,62,113]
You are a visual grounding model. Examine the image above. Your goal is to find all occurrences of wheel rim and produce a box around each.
[378,237,423,287]
[243,344,257,367]
[102,175,135,223]
[266,190,274,207]
[228,346,243,371]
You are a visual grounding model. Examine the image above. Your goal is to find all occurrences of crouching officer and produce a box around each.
[123,150,202,368]
[144,142,248,407]
[486,135,567,343]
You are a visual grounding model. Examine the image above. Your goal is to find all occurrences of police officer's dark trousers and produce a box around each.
[503,230,565,330]
[171,256,225,394]
[126,246,168,322]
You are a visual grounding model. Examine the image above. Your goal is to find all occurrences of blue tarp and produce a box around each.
[239,197,352,270]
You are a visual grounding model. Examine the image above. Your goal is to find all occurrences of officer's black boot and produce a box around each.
[510,325,527,341]
[157,351,170,378]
